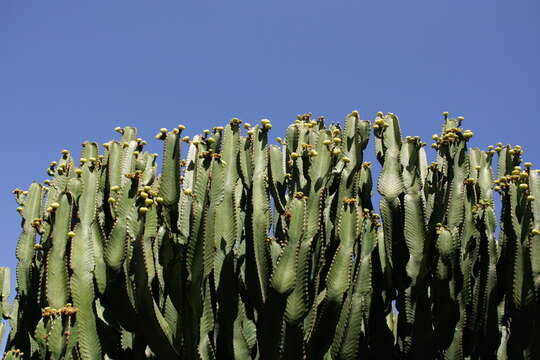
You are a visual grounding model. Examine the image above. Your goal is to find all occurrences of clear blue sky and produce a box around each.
[1,0,539,303]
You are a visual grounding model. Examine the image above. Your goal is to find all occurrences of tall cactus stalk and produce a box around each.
[3,112,540,359]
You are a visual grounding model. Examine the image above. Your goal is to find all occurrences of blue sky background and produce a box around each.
[1,0,539,342]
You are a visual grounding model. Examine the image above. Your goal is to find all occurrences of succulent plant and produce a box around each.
[2,112,540,359]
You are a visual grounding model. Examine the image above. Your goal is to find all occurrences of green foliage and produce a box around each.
[3,112,540,359]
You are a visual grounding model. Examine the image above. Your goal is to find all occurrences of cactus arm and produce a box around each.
[232,298,254,360]
[358,162,374,211]
[211,124,239,262]
[103,169,140,272]
[377,125,404,199]
[529,170,540,292]
[107,142,123,191]
[307,129,333,193]
[177,138,199,242]
[70,152,102,359]
[133,205,178,358]
[331,218,378,359]
[8,182,43,353]
[45,193,72,308]
[259,197,306,359]
[120,140,138,188]
[270,198,305,295]
[46,315,66,360]
[284,219,312,324]
[212,123,239,254]
[198,279,216,360]
[185,148,211,281]
[308,202,358,358]
[91,222,107,296]
[239,135,253,189]
[33,316,48,358]
[15,182,43,299]
[497,146,513,179]
[268,144,287,214]
[159,129,182,208]
[376,114,405,313]
[344,111,370,166]
[418,146,428,192]
[403,193,426,285]
[0,267,10,344]
[246,126,272,306]
[118,126,138,143]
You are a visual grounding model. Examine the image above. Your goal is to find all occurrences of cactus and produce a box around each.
[2,112,540,359]
[0,267,10,343]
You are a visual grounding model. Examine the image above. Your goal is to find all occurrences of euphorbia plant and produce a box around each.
[2,111,539,359]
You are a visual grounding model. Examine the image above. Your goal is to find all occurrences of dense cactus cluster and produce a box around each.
[2,112,540,359]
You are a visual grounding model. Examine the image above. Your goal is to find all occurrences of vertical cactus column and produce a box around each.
[0,268,10,343]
